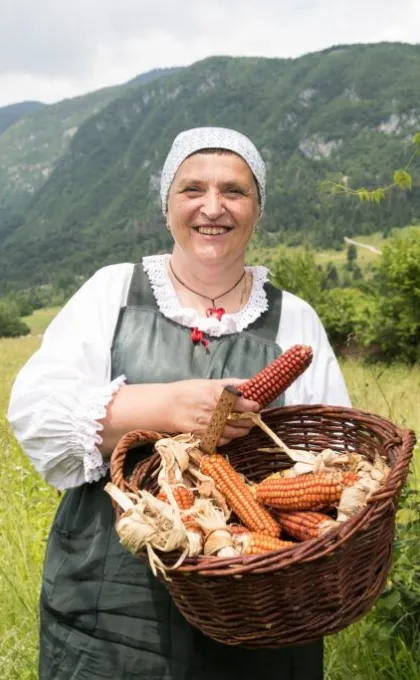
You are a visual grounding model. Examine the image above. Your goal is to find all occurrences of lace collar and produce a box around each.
[142,254,270,337]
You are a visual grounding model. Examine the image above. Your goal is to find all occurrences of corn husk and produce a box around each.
[337,454,390,522]
[192,501,238,558]
[229,412,390,481]
[154,434,199,487]
[105,482,193,577]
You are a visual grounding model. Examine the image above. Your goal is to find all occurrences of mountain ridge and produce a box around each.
[1,42,420,290]
[0,101,45,136]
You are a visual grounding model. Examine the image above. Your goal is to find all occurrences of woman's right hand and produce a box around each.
[168,378,260,446]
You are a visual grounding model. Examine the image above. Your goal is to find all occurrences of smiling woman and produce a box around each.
[7,126,350,680]
[166,152,259,320]
[167,151,259,308]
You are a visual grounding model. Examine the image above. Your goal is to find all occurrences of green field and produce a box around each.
[21,306,61,336]
[0,309,419,678]
[248,223,420,274]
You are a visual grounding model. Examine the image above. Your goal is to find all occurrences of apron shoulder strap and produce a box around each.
[126,262,157,308]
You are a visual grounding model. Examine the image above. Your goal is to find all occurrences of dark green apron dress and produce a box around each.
[38,263,323,679]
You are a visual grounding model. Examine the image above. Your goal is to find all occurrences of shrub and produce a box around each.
[271,248,323,308]
[317,287,375,348]
[369,235,420,362]
[0,301,30,337]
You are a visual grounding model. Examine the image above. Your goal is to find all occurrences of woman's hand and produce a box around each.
[99,379,260,455]
[169,378,260,446]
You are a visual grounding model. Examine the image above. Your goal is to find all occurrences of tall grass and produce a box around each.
[0,335,58,679]
[0,310,419,677]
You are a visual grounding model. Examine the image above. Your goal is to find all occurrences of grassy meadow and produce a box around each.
[0,308,419,678]
[249,223,420,277]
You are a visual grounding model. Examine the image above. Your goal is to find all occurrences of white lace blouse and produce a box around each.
[7,254,351,490]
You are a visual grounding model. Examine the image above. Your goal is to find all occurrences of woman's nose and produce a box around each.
[200,190,225,220]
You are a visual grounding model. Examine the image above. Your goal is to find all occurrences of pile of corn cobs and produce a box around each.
[105,346,390,576]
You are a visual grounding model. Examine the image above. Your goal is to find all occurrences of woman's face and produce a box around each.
[166,151,260,266]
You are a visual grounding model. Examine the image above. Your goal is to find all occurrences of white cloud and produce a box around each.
[0,0,419,106]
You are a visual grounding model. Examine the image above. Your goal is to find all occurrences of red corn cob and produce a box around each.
[275,510,337,541]
[239,344,313,408]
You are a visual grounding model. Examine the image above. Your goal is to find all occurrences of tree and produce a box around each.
[346,243,358,270]
[369,235,420,362]
[270,248,323,308]
[323,262,340,289]
[317,288,375,349]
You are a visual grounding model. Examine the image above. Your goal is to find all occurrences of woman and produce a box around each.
[8,126,350,679]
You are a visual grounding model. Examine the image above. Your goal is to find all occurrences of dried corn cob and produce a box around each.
[156,485,194,510]
[239,344,313,407]
[156,486,204,554]
[200,454,280,538]
[255,471,359,511]
[157,486,202,534]
[235,531,294,555]
[276,510,337,541]
[227,523,251,535]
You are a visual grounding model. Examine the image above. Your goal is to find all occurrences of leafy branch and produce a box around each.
[322,132,420,203]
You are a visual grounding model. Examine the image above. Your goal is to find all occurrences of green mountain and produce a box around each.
[128,67,182,87]
[0,101,45,136]
[1,42,420,290]
[0,68,181,221]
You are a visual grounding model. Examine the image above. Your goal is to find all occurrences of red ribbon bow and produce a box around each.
[190,327,209,349]
[206,307,225,321]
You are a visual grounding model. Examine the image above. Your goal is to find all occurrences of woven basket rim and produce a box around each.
[109,404,416,578]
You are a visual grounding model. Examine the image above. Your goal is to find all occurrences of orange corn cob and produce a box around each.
[157,485,194,510]
[239,345,313,407]
[200,454,280,538]
[227,523,251,535]
[235,531,294,555]
[157,486,202,535]
[255,471,359,511]
[276,510,337,541]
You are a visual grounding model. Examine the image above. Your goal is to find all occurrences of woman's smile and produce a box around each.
[193,225,233,237]
[167,152,259,266]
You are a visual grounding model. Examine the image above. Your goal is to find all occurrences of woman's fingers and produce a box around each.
[236,396,260,413]
[227,416,256,430]
[221,424,253,441]
[216,379,260,413]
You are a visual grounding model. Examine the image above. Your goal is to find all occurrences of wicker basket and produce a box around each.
[109,405,416,649]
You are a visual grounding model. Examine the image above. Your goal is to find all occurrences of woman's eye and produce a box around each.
[226,188,244,196]
[184,186,201,193]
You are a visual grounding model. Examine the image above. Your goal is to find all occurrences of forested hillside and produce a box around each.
[0,101,44,136]
[0,67,180,225]
[1,42,420,290]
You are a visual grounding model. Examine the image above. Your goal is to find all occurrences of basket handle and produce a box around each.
[109,429,166,492]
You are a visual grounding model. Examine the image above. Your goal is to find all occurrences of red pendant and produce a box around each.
[206,307,225,321]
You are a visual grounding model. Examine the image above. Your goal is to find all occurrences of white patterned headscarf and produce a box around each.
[160,127,266,216]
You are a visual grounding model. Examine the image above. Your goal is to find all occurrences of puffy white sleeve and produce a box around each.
[7,263,134,490]
[277,291,351,408]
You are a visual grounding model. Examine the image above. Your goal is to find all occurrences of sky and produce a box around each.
[1,0,420,108]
